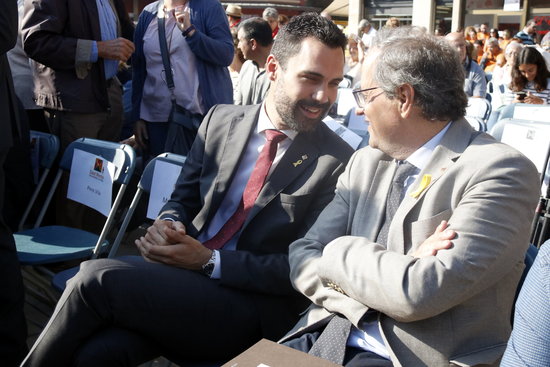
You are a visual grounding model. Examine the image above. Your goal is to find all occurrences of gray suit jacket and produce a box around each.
[159,103,353,338]
[283,118,540,366]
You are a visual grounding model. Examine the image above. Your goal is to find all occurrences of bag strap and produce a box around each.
[158,14,176,99]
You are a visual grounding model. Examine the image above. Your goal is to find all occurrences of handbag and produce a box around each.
[158,15,201,155]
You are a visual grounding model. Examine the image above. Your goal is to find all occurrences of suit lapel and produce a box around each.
[203,106,259,226]
[388,118,476,253]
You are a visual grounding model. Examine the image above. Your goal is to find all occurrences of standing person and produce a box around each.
[22,0,135,233]
[477,22,490,44]
[445,32,487,98]
[22,0,135,151]
[226,4,242,29]
[132,0,233,158]
[282,26,540,367]
[263,7,280,38]
[235,17,273,105]
[516,19,537,45]
[359,19,377,51]
[0,1,28,365]
[20,13,354,367]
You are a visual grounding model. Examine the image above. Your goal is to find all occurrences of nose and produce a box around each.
[312,85,331,104]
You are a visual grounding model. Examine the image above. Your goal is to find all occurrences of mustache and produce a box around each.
[298,100,331,110]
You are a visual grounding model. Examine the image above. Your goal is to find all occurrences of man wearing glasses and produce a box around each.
[282,27,540,367]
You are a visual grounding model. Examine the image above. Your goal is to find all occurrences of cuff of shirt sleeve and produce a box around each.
[210,250,221,279]
[75,39,96,79]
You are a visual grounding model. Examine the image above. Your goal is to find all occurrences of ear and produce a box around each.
[266,54,278,81]
[396,83,414,118]
[250,38,257,51]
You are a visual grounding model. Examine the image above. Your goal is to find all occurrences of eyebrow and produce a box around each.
[299,70,343,83]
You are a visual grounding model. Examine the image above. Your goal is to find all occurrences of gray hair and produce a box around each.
[371,26,467,121]
[262,7,279,20]
[358,19,371,30]
[486,37,499,46]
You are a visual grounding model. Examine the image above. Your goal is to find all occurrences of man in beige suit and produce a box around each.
[281,27,540,366]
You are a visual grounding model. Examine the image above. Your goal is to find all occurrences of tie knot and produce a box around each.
[265,129,287,143]
[393,161,416,185]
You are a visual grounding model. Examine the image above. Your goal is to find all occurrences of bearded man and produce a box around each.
[21,13,353,367]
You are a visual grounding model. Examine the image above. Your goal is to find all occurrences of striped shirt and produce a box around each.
[503,78,550,105]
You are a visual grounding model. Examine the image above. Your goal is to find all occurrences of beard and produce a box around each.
[273,79,332,133]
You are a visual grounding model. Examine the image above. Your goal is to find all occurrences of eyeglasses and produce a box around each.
[352,86,382,108]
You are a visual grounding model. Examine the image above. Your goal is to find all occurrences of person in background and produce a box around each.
[229,27,245,102]
[499,29,512,51]
[385,17,400,29]
[132,0,233,158]
[262,7,279,38]
[477,22,489,44]
[480,37,502,72]
[278,14,289,28]
[515,19,537,45]
[226,4,242,29]
[445,32,487,98]
[235,17,273,105]
[504,46,550,105]
[358,19,377,51]
[501,242,550,367]
[473,39,484,62]
[343,34,364,88]
[492,41,522,88]
[464,26,477,44]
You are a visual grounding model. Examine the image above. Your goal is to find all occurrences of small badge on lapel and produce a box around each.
[293,155,308,167]
[410,174,432,198]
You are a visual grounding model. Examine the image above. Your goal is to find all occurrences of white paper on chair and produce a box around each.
[323,117,362,149]
[147,160,183,219]
[501,123,550,173]
[513,105,550,122]
[67,149,115,216]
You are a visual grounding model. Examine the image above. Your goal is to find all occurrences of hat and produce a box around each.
[226,5,242,18]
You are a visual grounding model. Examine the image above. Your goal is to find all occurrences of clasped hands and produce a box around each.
[135,219,212,270]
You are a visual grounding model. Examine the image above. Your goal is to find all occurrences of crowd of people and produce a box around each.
[1,0,549,366]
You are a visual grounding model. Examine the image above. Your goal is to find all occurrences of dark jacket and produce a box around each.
[22,0,134,113]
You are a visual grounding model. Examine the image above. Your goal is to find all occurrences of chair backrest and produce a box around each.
[465,97,492,125]
[18,131,60,230]
[465,116,485,132]
[108,153,186,258]
[492,118,550,175]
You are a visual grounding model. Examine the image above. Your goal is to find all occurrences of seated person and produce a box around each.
[445,32,487,98]
[479,37,503,72]
[503,46,550,105]
[501,242,550,367]
[281,26,540,367]
[19,14,354,367]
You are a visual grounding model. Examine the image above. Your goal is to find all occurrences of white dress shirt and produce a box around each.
[347,121,452,359]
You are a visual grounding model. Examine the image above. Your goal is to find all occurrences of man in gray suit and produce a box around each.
[21,14,353,366]
[282,27,540,366]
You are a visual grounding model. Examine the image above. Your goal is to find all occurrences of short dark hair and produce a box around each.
[372,26,467,122]
[270,13,347,69]
[238,17,273,47]
[511,46,550,92]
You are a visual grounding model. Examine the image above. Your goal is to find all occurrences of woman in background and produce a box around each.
[505,46,550,105]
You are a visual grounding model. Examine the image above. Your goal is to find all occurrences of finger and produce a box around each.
[145,222,170,245]
[136,237,166,263]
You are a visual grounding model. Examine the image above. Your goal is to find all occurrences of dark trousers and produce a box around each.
[283,326,394,367]
[22,256,272,367]
[0,150,28,366]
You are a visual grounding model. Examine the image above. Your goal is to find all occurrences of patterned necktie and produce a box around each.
[376,160,417,247]
[308,161,417,365]
[203,130,287,250]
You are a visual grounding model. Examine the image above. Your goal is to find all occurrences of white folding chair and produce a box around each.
[466,97,492,130]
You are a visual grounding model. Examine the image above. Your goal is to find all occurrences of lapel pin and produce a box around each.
[293,155,308,167]
[410,174,432,198]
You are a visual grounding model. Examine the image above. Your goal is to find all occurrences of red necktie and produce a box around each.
[203,130,287,250]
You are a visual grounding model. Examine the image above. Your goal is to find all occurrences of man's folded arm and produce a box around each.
[317,152,540,322]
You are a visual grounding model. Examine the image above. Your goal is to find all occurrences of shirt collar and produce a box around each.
[257,103,297,141]
[405,121,452,171]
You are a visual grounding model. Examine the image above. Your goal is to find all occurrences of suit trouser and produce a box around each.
[0,150,28,366]
[22,256,268,367]
[44,80,124,234]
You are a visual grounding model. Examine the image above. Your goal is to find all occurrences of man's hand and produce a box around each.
[135,219,212,270]
[134,120,148,149]
[97,37,135,62]
[412,220,455,258]
[173,8,193,34]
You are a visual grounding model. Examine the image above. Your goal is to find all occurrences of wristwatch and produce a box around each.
[182,24,196,37]
[201,250,216,277]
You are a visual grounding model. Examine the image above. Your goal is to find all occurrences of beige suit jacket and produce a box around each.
[283,118,540,366]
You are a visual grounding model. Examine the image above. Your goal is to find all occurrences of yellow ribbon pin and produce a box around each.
[410,174,432,198]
